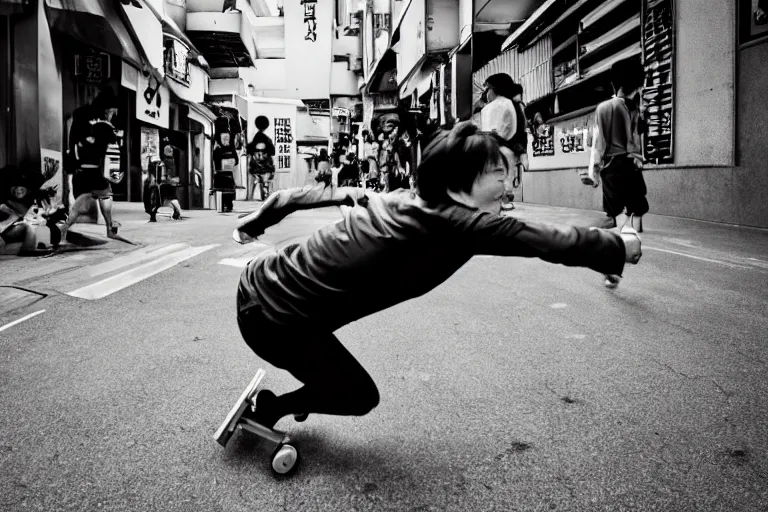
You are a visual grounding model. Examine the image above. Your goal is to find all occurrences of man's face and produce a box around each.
[105,108,118,123]
[11,185,29,200]
[467,153,511,215]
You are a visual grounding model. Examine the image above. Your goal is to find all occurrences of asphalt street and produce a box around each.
[1,199,767,511]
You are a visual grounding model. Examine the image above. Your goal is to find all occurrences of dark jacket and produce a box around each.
[235,184,626,330]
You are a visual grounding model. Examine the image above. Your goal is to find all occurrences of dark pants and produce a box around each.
[600,155,650,219]
[237,305,380,419]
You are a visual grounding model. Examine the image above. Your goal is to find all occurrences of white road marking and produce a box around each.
[0,309,46,333]
[67,244,218,300]
[644,246,753,269]
[88,243,190,277]
[218,257,255,268]
[550,303,568,309]
[565,334,586,340]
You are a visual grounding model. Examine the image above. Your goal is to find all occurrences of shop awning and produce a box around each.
[44,0,144,70]
[399,59,435,100]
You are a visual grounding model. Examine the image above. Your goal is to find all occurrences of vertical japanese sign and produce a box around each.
[286,0,331,99]
[301,0,318,42]
[274,118,293,170]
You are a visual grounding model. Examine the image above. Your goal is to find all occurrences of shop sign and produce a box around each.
[301,0,318,42]
[274,118,294,170]
[558,127,587,154]
[136,73,170,129]
[332,108,351,118]
[75,54,109,85]
[164,36,190,86]
[531,125,555,157]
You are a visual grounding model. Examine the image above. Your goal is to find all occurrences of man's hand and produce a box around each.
[621,230,642,264]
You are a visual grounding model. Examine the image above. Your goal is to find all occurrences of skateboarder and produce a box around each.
[233,121,642,430]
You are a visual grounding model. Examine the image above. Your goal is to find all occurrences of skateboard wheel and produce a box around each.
[271,443,299,475]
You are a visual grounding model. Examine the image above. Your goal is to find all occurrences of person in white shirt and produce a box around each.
[481,73,519,210]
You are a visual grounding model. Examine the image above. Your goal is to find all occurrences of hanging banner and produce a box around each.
[136,73,170,128]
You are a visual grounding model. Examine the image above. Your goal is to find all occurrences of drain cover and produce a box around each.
[0,287,46,317]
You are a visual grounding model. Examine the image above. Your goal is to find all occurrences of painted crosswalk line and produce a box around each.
[0,310,46,333]
[67,244,219,300]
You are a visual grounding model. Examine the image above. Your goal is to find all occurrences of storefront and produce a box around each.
[478,0,762,226]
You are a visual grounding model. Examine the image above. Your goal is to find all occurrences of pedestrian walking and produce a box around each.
[591,58,649,232]
[62,88,123,240]
[337,153,359,187]
[480,73,521,210]
[213,132,238,212]
[231,121,642,430]
[247,116,276,201]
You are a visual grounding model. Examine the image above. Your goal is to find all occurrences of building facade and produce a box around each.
[475,0,768,229]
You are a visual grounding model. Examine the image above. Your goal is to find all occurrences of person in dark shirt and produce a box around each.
[231,121,643,430]
[336,153,359,186]
[213,132,239,212]
[247,116,276,201]
[61,88,122,240]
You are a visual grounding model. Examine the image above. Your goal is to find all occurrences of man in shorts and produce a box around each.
[62,88,122,240]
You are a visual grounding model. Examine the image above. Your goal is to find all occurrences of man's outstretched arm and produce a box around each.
[452,209,631,277]
[234,183,367,243]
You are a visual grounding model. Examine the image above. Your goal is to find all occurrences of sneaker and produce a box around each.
[172,211,181,220]
[604,274,621,289]
[245,389,281,429]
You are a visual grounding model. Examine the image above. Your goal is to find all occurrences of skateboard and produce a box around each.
[213,369,300,475]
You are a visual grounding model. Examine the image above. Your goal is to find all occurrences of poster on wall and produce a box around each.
[274,117,294,171]
[136,73,170,129]
[642,0,674,164]
[40,148,63,204]
[743,0,768,41]
[531,125,555,157]
[558,127,587,154]
[140,126,160,172]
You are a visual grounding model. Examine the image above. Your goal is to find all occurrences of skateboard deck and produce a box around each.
[213,368,266,446]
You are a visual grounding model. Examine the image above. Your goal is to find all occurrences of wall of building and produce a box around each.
[674,0,736,167]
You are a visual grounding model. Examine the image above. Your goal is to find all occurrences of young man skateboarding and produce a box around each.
[232,121,642,430]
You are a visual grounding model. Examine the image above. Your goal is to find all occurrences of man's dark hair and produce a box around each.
[93,87,118,112]
[255,115,270,131]
[484,73,516,100]
[416,121,509,203]
[610,58,645,94]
